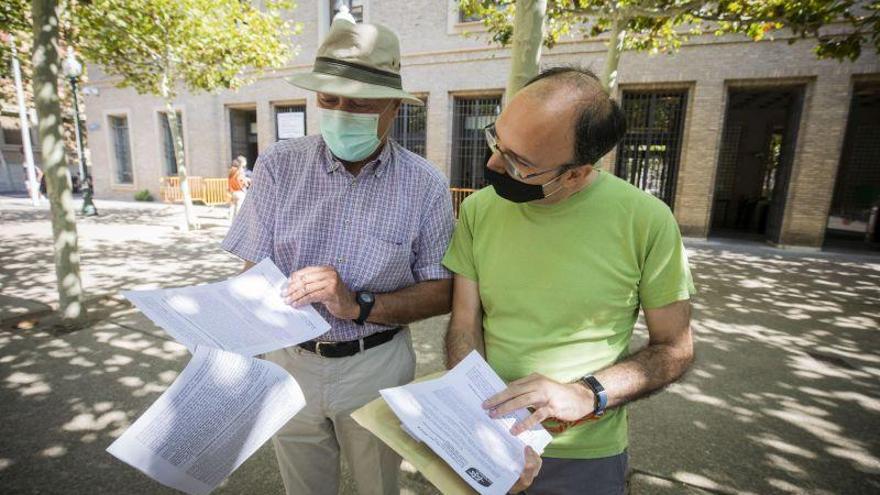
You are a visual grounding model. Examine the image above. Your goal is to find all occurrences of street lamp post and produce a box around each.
[62,47,97,216]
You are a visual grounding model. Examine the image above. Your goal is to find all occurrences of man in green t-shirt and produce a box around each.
[443,67,696,494]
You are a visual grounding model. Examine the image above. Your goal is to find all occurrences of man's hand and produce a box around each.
[283,266,358,320]
[508,446,542,493]
[483,373,594,435]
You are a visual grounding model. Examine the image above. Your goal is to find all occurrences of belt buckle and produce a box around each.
[314,341,328,356]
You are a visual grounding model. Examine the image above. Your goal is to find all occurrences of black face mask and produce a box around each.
[484,167,565,203]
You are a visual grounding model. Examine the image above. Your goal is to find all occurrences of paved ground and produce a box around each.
[1,196,879,494]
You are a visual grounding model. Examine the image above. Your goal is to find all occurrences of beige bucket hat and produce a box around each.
[286,18,423,106]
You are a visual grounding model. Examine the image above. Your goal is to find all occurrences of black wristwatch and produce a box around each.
[354,291,375,326]
[578,374,608,417]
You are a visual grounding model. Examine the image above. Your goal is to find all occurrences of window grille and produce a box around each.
[615,91,688,207]
[450,95,501,189]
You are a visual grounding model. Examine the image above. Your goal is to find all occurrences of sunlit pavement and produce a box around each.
[1,196,878,494]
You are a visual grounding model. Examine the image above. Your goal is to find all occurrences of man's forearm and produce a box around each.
[444,274,483,369]
[595,336,693,410]
[445,322,484,369]
[368,279,452,326]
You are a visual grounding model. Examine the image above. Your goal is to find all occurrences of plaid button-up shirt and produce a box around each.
[222,135,454,342]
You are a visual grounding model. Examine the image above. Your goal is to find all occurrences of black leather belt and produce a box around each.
[298,327,402,358]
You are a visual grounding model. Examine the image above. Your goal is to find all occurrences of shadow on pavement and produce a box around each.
[628,243,880,494]
[2,199,879,494]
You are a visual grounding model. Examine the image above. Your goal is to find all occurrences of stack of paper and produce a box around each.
[108,259,330,494]
[367,351,553,495]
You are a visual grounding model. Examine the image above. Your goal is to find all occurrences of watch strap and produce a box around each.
[354,291,374,326]
[580,374,608,417]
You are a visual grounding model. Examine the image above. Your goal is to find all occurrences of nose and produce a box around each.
[330,98,351,112]
[486,151,506,174]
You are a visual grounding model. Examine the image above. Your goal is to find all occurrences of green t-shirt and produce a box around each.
[442,170,696,459]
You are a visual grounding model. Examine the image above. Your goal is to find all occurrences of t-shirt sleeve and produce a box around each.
[221,153,276,263]
[411,186,454,282]
[638,207,696,309]
[442,195,478,281]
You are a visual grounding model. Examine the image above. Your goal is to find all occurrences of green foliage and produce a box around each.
[1,0,83,82]
[459,0,879,61]
[1,1,33,83]
[134,189,154,201]
[0,0,30,34]
[706,1,879,61]
[74,0,300,98]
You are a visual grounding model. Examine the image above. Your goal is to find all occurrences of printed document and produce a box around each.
[123,258,330,356]
[107,346,305,495]
[380,351,553,495]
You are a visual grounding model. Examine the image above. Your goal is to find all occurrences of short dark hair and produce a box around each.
[523,66,627,167]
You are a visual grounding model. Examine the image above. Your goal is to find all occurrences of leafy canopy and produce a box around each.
[75,0,300,97]
[459,0,879,61]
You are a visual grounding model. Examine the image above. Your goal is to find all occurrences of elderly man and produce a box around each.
[443,67,696,494]
[222,18,453,495]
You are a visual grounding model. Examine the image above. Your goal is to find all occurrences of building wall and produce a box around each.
[83,0,880,247]
[1,106,40,193]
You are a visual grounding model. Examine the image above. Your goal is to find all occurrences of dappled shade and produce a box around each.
[1,200,878,494]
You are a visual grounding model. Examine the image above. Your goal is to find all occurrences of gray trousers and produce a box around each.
[524,451,629,495]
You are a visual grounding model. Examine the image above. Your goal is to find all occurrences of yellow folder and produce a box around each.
[350,372,477,495]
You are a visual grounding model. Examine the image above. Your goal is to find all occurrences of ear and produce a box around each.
[563,164,593,185]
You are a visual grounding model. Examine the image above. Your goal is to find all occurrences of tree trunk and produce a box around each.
[600,15,626,93]
[162,93,198,231]
[506,0,547,102]
[31,0,86,323]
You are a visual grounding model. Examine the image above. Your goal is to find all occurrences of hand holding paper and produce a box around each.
[509,447,542,494]
[123,258,330,356]
[377,351,552,495]
[110,259,330,494]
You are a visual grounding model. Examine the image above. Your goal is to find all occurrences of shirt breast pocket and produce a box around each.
[359,226,414,290]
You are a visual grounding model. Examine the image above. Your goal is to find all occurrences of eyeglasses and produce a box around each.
[484,123,576,181]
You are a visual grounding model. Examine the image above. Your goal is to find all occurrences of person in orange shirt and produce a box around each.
[227,156,250,218]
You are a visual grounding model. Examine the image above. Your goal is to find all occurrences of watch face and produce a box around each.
[359,292,374,304]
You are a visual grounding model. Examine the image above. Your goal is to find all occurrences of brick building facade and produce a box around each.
[81,0,880,249]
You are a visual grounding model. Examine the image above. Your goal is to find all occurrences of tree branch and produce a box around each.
[557,6,604,16]
[623,0,708,18]
[561,0,707,19]
[111,50,162,71]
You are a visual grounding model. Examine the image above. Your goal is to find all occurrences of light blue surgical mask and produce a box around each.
[320,106,390,162]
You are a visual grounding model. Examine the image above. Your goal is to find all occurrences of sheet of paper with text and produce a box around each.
[123,258,330,356]
[380,351,552,495]
[107,346,305,495]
